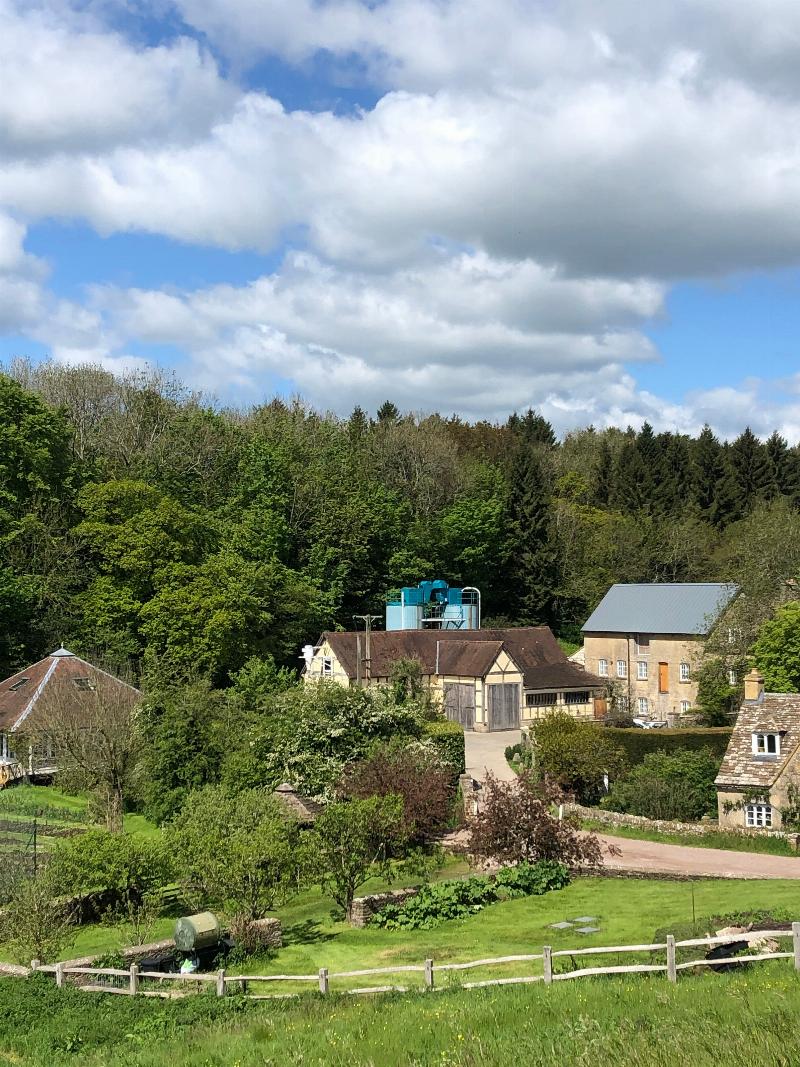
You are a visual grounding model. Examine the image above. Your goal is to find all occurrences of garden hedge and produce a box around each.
[422,719,466,775]
[606,727,732,765]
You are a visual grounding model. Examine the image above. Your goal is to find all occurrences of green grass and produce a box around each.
[2,963,800,1066]
[583,818,798,856]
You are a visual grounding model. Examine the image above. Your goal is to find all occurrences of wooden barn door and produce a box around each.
[443,683,475,730]
[488,683,520,731]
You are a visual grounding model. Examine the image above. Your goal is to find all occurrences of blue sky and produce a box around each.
[1,0,799,438]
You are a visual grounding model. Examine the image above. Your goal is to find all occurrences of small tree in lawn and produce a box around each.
[0,876,75,964]
[33,676,141,832]
[312,795,404,922]
[165,785,304,923]
[469,771,604,869]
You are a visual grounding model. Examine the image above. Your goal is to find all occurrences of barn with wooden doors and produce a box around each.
[304,627,605,732]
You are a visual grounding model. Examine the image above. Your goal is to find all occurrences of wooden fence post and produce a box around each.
[543,946,552,986]
[216,970,226,998]
[425,959,434,990]
[793,923,800,971]
[666,935,677,983]
[55,963,64,989]
[129,963,139,996]
[319,967,329,995]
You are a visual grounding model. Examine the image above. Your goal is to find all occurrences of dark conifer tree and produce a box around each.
[507,444,557,625]
[593,438,614,508]
[765,431,793,498]
[729,427,773,512]
[611,439,651,513]
[517,408,556,448]
[376,400,400,424]
[692,425,724,519]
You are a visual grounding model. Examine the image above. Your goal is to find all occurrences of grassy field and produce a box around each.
[2,963,800,1066]
[582,818,798,856]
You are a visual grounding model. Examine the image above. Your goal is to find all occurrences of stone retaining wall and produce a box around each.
[349,888,421,928]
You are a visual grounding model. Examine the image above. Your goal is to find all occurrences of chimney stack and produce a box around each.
[743,668,765,702]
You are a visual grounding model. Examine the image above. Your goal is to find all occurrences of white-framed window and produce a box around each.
[616,660,627,679]
[598,658,608,677]
[637,661,648,680]
[752,733,780,757]
[680,700,691,713]
[728,669,737,686]
[526,691,555,708]
[637,697,649,715]
[679,662,690,682]
[321,656,334,677]
[635,634,650,655]
[617,696,630,713]
[745,804,772,828]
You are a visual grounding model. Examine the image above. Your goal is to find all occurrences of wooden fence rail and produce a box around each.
[20,924,800,1001]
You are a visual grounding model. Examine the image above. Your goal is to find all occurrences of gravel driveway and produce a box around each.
[464,729,520,783]
[596,833,800,879]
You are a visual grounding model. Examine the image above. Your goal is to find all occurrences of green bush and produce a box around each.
[371,861,569,930]
[602,748,721,821]
[421,719,466,776]
[605,727,732,765]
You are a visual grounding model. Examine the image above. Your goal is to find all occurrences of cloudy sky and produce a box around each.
[1,0,800,437]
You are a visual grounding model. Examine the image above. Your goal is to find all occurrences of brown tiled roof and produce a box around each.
[715,693,800,789]
[0,649,140,734]
[273,783,322,825]
[322,627,604,691]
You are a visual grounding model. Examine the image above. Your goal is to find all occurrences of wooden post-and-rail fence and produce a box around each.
[24,924,800,1001]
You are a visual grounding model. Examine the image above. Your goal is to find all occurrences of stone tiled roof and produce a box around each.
[321,627,603,691]
[0,649,140,734]
[715,692,800,789]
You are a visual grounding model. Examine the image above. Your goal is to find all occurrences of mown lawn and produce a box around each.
[582,818,798,856]
[2,963,800,1067]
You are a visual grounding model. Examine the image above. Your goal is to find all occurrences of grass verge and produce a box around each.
[2,963,800,1066]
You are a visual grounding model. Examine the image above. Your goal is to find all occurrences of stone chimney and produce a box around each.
[743,668,765,702]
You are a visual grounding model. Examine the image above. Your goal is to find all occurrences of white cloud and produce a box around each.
[0,0,236,157]
[2,0,800,437]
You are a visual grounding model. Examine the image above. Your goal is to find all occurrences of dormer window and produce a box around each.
[752,732,780,757]
[8,678,29,692]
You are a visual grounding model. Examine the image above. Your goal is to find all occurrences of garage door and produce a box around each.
[443,682,475,730]
[488,683,520,731]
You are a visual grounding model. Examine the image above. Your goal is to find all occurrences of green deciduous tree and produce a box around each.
[752,601,800,692]
[165,786,304,920]
[311,795,405,921]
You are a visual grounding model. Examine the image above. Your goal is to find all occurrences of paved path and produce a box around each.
[596,833,800,879]
[464,729,520,782]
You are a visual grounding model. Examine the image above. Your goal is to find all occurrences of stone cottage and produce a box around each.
[716,670,800,830]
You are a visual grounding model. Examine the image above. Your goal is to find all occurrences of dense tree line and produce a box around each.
[2,358,800,683]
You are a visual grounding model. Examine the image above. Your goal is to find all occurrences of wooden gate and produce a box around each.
[487,683,520,731]
[443,683,475,730]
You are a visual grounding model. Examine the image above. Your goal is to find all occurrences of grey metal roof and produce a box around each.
[582,583,738,636]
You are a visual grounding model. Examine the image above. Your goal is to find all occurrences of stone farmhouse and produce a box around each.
[304,627,605,732]
[0,647,140,786]
[716,670,800,831]
[582,582,738,722]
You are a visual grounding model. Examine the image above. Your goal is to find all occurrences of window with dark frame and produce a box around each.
[526,691,556,708]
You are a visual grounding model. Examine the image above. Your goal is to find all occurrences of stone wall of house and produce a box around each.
[349,887,421,927]
[568,802,800,845]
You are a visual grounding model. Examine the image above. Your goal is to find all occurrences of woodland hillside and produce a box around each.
[2,358,799,686]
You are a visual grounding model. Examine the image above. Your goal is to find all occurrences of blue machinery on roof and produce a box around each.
[385,580,480,631]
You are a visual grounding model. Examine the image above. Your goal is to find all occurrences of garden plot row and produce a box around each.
[23,924,800,1001]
